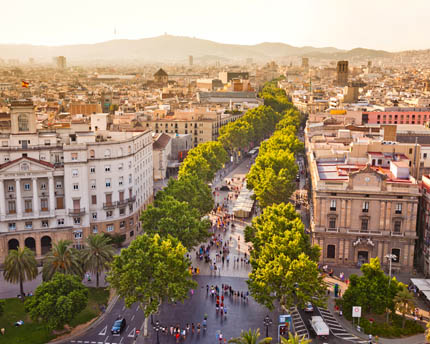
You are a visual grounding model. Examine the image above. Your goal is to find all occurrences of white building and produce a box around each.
[0,100,153,263]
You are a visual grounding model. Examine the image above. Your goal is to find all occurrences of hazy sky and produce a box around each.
[2,0,429,51]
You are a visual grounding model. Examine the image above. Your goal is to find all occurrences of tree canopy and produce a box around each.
[107,233,197,317]
[141,196,211,250]
[25,273,88,330]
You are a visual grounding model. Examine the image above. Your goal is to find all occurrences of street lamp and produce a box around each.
[153,320,161,344]
[263,315,272,338]
[385,253,397,323]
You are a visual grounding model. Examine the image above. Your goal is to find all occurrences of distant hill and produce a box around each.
[0,35,396,64]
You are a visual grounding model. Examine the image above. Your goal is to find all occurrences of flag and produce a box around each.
[21,81,29,88]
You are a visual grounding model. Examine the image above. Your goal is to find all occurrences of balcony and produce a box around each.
[68,208,86,216]
[103,202,117,210]
[117,199,128,206]
[128,196,136,203]
[347,229,383,236]
[391,231,404,237]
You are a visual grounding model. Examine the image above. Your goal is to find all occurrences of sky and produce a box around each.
[1,0,429,51]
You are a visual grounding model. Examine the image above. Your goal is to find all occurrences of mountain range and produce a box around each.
[0,35,396,64]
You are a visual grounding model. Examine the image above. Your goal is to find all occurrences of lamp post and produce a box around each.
[153,320,161,344]
[385,253,397,323]
[263,315,272,338]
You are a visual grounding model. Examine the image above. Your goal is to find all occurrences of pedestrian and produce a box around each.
[170,326,174,335]
[186,323,190,333]
[219,331,223,342]
[224,305,227,317]
[191,289,194,296]
[206,285,209,294]
[192,323,195,334]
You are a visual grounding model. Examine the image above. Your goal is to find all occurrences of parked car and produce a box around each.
[111,317,126,335]
[304,302,314,313]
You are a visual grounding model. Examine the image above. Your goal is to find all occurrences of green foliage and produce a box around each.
[107,233,197,317]
[340,258,402,317]
[68,287,109,327]
[259,83,293,113]
[219,120,253,152]
[228,328,272,344]
[25,273,88,330]
[3,247,38,298]
[81,234,115,287]
[102,232,126,248]
[178,153,213,182]
[141,196,211,250]
[42,240,83,281]
[247,149,298,208]
[394,286,415,328]
[0,299,5,316]
[247,203,325,310]
[156,175,213,216]
[281,332,311,344]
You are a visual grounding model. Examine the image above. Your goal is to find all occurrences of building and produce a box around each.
[69,103,102,116]
[418,175,430,276]
[152,133,171,180]
[0,100,153,263]
[189,55,193,66]
[307,131,419,272]
[154,68,169,86]
[56,56,67,69]
[362,108,430,125]
[218,72,249,84]
[336,61,349,87]
[302,57,309,69]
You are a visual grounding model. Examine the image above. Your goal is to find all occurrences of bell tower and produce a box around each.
[10,100,37,134]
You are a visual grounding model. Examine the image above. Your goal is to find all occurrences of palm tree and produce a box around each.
[81,234,115,287]
[229,329,272,344]
[42,240,83,281]
[280,332,311,344]
[3,247,38,298]
[394,286,415,328]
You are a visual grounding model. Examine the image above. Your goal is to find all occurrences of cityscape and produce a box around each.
[1,1,430,344]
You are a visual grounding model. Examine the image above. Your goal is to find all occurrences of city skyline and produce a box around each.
[2,0,430,51]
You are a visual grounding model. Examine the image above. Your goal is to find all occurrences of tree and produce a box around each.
[42,240,83,281]
[25,273,88,330]
[103,232,126,248]
[107,234,197,318]
[247,150,298,208]
[394,286,415,328]
[178,154,212,182]
[228,329,272,344]
[157,174,213,216]
[219,120,253,152]
[81,234,115,287]
[186,141,228,176]
[281,332,311,344]
[3,247,38,298]
[0,299,4,316]
[340,258,401,318]
[140,196,211,250]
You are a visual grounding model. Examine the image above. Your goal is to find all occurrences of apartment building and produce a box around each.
[0,100,153,263]
[362,108,430,125]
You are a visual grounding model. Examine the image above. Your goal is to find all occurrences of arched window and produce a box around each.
[89,150,95,159]
[327,245,336,259]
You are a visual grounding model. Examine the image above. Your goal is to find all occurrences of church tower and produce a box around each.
[10,100,37,134]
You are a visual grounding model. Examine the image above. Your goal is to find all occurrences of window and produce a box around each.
[92,225,98,234]
[91,195,97,205]
[18,114,29,131]
[74,231,83,239]
[2,141,8,147]
[330,199,336,211]
[327,245,336,259]
[73,217,81,225]
[104,149,111,158]
[424,153,428,159]
[44,139,50,146]
[7,185,14,192]
[409,148,413,154]
[107,224,114,232]
[40,183,46,190]
[25,221,32,229]
[391,248,400,263]
[41,220,49,228]
[57,218,64,225]
[361,218,368,232]
[24,200,32,212]
[118,163,123,170]
[329,218,336,229]
[120,221,125,228]
[129,174,132,184]
[119,208,125,216]
[119,177,123,186]
[90,166,96,173]
[91,180,96,190]
[72,169,79,177]
[71,153,78,161]
[106,210,113,218]
[395,203,402,214]
[73,183,79,190]
[105,179,111,188]
[56,182,62,189]
[8,223,16,230]
[130,230,134,237]
[394,220,401,233]
[24,183,30,191]
[128,161,132,169]
[129,218,134,226]
[41,199,48,211]
[92,212,97,220]
[362,201,369,212]
[105,165,111,172]
[89,150,95,158]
